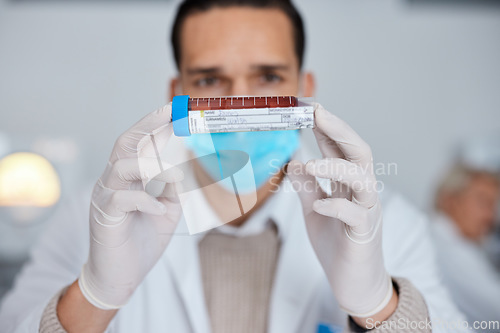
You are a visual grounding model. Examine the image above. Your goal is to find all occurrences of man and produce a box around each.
[0,0,467,332]
[432,164,500,332]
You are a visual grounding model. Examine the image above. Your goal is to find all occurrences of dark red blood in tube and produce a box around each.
[188,96,298,111]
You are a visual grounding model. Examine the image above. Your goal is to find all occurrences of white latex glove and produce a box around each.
[78,104,183,310]
[287,104,393,318]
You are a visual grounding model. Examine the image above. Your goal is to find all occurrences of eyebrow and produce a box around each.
[186,67,221,75]
[185,64,291,75]
[251,64,290,71]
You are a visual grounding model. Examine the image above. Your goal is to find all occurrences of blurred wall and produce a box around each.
[0,0,499,210]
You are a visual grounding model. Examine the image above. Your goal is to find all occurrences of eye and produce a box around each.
[195,76,220,87]
[260,73,283,84]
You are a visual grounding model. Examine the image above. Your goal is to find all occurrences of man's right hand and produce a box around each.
[78,104,183,310]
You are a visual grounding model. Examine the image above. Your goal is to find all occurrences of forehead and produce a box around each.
[179,7,297,70]
[468,174,500,193]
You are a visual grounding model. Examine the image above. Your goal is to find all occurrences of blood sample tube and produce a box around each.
[171,95,315,136]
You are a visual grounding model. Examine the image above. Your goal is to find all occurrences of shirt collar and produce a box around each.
[185,176,299,241]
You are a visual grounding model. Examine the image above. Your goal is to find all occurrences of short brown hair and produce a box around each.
[170,0,306,70]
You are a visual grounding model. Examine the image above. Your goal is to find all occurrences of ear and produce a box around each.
[301,71,316,98]
[168,78,180,102]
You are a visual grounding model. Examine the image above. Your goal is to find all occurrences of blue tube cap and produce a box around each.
[172,95,191,136]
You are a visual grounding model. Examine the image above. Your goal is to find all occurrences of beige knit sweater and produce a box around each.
[40,227,431,333]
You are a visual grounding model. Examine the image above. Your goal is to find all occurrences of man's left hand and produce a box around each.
[287,104,396,323]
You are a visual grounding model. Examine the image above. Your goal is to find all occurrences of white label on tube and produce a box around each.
[188,106,314,134]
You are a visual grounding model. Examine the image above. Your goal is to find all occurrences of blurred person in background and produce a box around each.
[432,163,500,332]
[459,133,500,271]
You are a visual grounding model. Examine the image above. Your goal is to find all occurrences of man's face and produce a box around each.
[174,7,304,97]
[450,175,500,241]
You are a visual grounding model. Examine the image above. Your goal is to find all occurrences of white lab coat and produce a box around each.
[430,213,500,333]
[0,176,468,333]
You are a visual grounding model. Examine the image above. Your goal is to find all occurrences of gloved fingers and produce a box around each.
[97,190,168,221]
[313,104,373,169]
[137,127,174,161]
[313,127,344,159]
[312,104,345,159]
[312,198,368,229]
[330,181,352,201]
[102,158,184,190]
[89,191,176,251]
[148,180,184,203]
[286,160,327,215]
[109,104,173,164]
[305,158,378,208]
[151,197,183,234]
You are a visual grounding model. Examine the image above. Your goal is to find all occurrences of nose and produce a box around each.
[229,78,251,96]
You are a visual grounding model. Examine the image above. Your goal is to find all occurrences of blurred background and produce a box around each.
[0,0,499,320]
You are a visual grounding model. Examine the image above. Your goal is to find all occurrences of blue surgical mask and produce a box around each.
[185,130,299,193]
